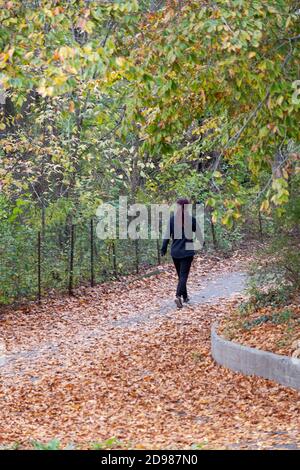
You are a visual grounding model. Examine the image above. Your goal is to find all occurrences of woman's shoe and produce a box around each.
[183,296,190,303]
[175,296,183,309]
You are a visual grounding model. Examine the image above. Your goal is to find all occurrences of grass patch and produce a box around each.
[90,437,129,450]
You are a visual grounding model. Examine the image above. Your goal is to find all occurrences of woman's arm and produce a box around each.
[161,217,173,256]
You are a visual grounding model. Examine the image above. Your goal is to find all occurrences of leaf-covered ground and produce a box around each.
[0,251,299,450]
[220,303,300,357]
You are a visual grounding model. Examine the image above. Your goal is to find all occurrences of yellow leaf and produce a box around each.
[212,212,218,224]
[37,85,46,97]
[258,61,267,71]
[277,95,284,106]
[37,84,54,97]
[260,199,269,212]
[116,57,126,67]
[285,16,292,29]
[53,74,68,86]
[282,168,289,179]
[135,444,146,450]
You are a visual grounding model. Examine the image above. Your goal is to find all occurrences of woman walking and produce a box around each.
[161,198,202,309]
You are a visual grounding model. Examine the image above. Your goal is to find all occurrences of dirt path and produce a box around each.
[0,253,299,449]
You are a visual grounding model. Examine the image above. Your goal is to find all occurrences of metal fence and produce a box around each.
[0,218,165,305]
[0,208,265,305]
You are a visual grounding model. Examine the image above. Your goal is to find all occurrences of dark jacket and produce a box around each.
[161,214,203,259]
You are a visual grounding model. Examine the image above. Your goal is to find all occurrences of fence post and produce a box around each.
[135,239,139,274]
[156,238,161,265]
[112,240,117,277]
[37,231,41,303]
[258,210,263,240]
[68,224,75,296]
[210,212,217,249]
[90,219,95,287]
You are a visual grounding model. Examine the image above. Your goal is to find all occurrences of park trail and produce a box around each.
[0,251,299,449]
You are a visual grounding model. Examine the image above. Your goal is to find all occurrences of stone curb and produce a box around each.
[211,324,300,391]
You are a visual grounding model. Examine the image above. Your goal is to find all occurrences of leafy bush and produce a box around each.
[242,309,294,331]
[254,179,300,291]
[238,285,292,317]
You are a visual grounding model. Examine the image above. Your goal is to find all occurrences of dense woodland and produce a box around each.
[0,0,299,303]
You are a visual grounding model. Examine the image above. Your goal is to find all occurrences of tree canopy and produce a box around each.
[0,0,299,301]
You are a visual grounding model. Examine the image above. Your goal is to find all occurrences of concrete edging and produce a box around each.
[211,324,300,391]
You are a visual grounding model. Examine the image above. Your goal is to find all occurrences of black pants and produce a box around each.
[172,256,193,298]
